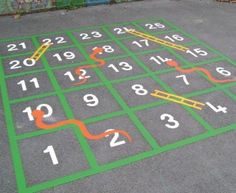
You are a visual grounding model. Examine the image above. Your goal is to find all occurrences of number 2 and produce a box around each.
[105,129,126,147]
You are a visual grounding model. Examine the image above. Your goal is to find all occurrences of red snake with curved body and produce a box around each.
[32,110,132,142]
[166,60,236,84]
[73,47,106,85]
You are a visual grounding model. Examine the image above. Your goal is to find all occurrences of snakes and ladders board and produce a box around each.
[0,18,236,193]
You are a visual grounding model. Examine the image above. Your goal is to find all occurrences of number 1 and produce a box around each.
[43,145,59,165]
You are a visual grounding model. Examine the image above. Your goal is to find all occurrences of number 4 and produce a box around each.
[206,102,227,114]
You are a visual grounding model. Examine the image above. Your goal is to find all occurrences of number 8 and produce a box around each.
[131,84,148,96]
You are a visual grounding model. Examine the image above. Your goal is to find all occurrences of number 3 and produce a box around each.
[160,113,180,129]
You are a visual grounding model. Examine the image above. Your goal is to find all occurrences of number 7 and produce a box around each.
[176,74,190,85]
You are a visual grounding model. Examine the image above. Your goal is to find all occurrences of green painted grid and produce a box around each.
[129,21,214,131]
[0,57,27,193]
[161,18,236,102]
[0,28,187,60]
[31,36,99,170]
[0,18,235,191]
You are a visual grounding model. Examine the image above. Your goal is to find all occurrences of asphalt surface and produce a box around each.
[0,0,236,193]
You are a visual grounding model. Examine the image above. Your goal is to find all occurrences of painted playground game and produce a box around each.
[1,6,236,193]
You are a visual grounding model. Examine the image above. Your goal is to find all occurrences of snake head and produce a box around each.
[166,60,178,67]
[94,47,104,54]
[32,110,45,119]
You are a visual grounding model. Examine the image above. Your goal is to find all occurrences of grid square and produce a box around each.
[102,57,145,80]
[19,129,89,185]
[11,96,66,134]
[73,28,109,43]
[2,54,44,75]
[136,104,205,146]
[107,24,138,38]
[176,44,218,63]
[66,86,121,120]
[120,37,161,53]
[6,72,54,100]
[54,65,100,89]
[37,33,73,48]
[137,50,180,72]
[44,47,85,67]
[87,115,151,164]
[84,41,124,59]
[156,31,194,45]
[0,39,35,56]
[135,20,172,33]
[192,91,236,129]
[194,60,236,81]
[114,77,163,107]
[158,71,213,94]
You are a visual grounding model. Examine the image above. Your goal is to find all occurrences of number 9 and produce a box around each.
[83,94,99,107]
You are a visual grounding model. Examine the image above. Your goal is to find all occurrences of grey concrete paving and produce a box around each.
[1,0,236,193]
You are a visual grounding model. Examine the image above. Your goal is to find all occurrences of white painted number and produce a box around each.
[160,113,180,129]
[149,55,171,65]
[113,27,130,35]
[206,102,227,114]
[186,48,208,58]
[108,62,133,72]
[53,51,75,61]
[132,39,150,48]
[93,45,114,54]
[9,58,36,70]
[22,104,53,121]
[105,129,126,147]
[145,23,165,30]
[164,34,184,42]
[42,37,67,45]
[216,67,231,77]
[17,77,40,91]
[7,42,26,52]
[64,70,90,81]
[132,84,148,96]
[43,145,59,165]
[176,74,190,85]
[80,31,102,40]
[83,94,99,107]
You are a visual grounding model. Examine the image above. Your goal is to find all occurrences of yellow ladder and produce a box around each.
[29,43,52,61]
[150,89,205,110]
[126,29,189,52]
